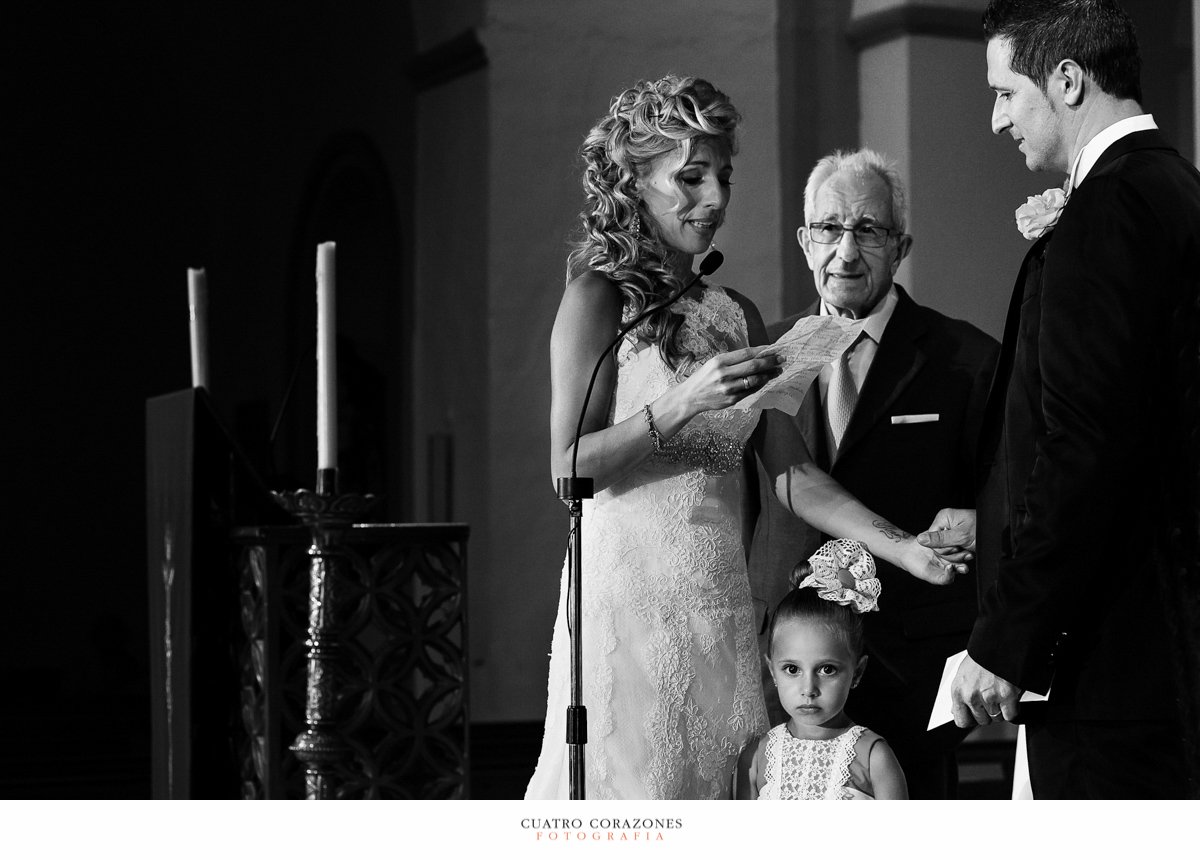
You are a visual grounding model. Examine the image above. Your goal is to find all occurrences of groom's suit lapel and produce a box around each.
[974,231,1050,593]
[977,231,1051,480]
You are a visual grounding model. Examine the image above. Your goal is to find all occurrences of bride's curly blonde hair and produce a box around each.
[568,75,739,369]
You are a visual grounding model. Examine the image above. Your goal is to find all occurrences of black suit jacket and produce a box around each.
[970,129,1200,724]
[749,285,998,749]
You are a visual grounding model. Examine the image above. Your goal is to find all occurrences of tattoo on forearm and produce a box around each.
[873,520,911,543]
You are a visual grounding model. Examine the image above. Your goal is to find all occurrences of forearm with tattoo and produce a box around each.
[873,519,912,543]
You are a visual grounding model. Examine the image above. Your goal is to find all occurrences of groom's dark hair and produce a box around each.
[983,0,1142,103]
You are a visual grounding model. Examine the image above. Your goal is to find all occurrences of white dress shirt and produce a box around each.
[1067,113,1157,192]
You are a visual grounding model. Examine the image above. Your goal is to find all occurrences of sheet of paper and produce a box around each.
[1012,725,1034,799]
[736,315,863,414]
[927,649,1050,730]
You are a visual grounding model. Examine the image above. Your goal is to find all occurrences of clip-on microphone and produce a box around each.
[553,248,724,800]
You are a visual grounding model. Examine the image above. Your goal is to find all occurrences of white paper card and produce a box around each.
[927,649,1050,730]
[1012,724,1034,799]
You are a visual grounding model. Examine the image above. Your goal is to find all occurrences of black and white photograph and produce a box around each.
[6,0,1199,854]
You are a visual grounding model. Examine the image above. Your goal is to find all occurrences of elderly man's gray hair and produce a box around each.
[803,148,909,235]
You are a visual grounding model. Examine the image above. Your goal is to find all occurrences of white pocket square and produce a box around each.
[891,413,939,425]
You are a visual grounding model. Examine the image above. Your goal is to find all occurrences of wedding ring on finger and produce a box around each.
[742,376,752,391]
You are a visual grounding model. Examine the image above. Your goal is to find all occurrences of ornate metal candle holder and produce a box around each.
[272,467,376,799]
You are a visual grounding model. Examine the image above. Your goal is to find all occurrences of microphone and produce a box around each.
[563,249,725,490]
[698,247,725,277]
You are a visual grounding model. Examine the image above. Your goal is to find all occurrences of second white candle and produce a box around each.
[316,242,337,471]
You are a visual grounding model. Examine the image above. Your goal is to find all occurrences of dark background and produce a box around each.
[6,2,419,796]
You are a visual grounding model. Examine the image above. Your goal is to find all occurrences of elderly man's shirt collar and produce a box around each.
[819,285,898,345]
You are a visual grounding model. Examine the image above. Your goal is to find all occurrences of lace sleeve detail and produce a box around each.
[828,725,868,799]
[674,284,749,367]
[759,725,783,799]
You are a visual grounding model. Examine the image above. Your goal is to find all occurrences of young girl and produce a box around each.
[736,539,908,799]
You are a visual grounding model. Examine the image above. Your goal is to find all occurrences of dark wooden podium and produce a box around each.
[146,389,470,798]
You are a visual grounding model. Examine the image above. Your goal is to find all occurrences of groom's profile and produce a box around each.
[922,0,1200,798]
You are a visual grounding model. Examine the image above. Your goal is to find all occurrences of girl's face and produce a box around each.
[769,617,867,736]
[638,138,732,258]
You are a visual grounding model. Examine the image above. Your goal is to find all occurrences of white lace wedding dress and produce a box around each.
[525,284,768,800]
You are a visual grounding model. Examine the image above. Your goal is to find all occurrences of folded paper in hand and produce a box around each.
[736,315,864,414]
[927,649,1050,731]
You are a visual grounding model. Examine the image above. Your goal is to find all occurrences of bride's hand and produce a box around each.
[898,538,967,586]
[676,347,782,415]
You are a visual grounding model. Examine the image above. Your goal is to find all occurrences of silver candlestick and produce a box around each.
[272,467,376,799]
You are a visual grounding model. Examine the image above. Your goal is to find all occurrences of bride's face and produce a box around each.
[638,139,732,257]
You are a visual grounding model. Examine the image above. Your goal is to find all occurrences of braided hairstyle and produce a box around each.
[568,75,739,369]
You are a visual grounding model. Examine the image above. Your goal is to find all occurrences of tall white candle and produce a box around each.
[316,242,338,470]
[187,268,209,390]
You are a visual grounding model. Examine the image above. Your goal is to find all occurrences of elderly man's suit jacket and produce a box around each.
[749,284,998,747]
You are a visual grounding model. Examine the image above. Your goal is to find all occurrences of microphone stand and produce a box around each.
[554,249,723,800]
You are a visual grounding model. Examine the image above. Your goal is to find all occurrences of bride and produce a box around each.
[525,75,961,800]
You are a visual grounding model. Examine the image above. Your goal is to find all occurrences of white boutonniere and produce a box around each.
[1014,186,1068,240]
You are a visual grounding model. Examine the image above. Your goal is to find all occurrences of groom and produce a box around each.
[921,0,1200,797]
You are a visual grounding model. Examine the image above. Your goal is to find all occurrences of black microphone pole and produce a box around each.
[554,249,724,800]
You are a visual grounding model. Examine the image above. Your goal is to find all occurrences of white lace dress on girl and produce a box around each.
[758,724,875,800]
[525,285,769,799]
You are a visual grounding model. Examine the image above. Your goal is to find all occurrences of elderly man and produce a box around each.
[921,0,1200,798]
[749,148,998,799]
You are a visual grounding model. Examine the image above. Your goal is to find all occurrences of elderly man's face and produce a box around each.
[799,170,910,319]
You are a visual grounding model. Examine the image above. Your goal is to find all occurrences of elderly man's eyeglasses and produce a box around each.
[807,222,898,248]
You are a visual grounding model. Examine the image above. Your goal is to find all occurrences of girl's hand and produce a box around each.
[675,347,782,415]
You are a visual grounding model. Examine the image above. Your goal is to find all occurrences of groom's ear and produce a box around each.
[1055,59,1085,108]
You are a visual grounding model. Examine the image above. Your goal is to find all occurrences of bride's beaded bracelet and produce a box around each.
[642,404,665,453]
[641,404,743,474]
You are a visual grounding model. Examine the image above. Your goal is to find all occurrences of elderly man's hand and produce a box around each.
[951,653,1022,727]
[917,508,977,563]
